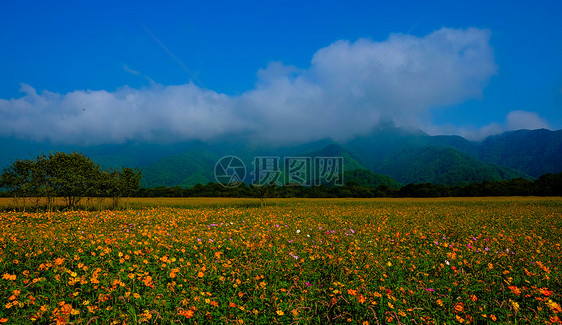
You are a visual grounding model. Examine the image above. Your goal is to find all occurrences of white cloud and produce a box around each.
[0,83,244,144]
[455,123,504,141]
[0,27,498,145]
[429,110,551,141]
[506,110,550,131]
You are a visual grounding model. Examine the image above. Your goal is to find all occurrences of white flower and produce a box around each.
[296,229,301,234]
[445,260,450,265]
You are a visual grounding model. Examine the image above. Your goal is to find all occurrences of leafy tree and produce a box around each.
[48,152,100,208]
[113,167,142,209]
[0,152,142,210]
[0,158,34,209]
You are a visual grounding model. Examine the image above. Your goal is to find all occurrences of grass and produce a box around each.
[0,197,560,324]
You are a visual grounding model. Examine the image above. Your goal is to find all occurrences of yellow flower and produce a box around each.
[547,299,562,313]
[510,299,520,312]
[276,310,284,316]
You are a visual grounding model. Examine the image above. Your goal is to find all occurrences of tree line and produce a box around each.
[136,173,562,198]
[0,152,141,210]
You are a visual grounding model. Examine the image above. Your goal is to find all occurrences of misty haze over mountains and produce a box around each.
[1,126,560,188]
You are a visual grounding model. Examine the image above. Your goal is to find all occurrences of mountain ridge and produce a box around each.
[1,127,560,187]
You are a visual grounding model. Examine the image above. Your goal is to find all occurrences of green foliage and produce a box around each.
[47,152,100,208]
[479,129,562,177]
[344,169,401,188]
[0,152,142,210]
[134,172,562,198]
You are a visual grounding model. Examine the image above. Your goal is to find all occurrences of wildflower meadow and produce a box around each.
[0,197,560,324]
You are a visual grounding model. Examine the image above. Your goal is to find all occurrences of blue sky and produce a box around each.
[0,0,560,144]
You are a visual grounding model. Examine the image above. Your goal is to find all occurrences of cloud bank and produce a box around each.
[444,110,552,141]
[0,27,532,145]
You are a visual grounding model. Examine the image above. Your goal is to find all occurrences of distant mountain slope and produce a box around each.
[372,146,530,185]
[1,126,560,188]
[341,126,530,185]
[301,143,367,172]
[479,129,562,177]
[300,144,401,187]
[141,150,219,188]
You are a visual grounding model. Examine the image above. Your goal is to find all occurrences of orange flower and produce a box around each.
[508,286,521,295]
[143,276,154,288]
[54,258,65,266]
[0,318,7,323]
[179,309,194,318]
[347,289,357,296]
[2,273,16,281]
[539,288,553,296]
[357,294,366,304]
[454,302,464,313]
[229,302,236,308]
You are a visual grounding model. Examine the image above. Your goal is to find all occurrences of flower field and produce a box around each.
[0,198,561,324]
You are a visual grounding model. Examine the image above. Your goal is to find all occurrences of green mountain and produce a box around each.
[301,143,366,172]
[478,129,562,177]
[141,150,220,188]
[344,169,401,189]
[2,126,560,188]
[372,146,529,185]
[342,125,533,185]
